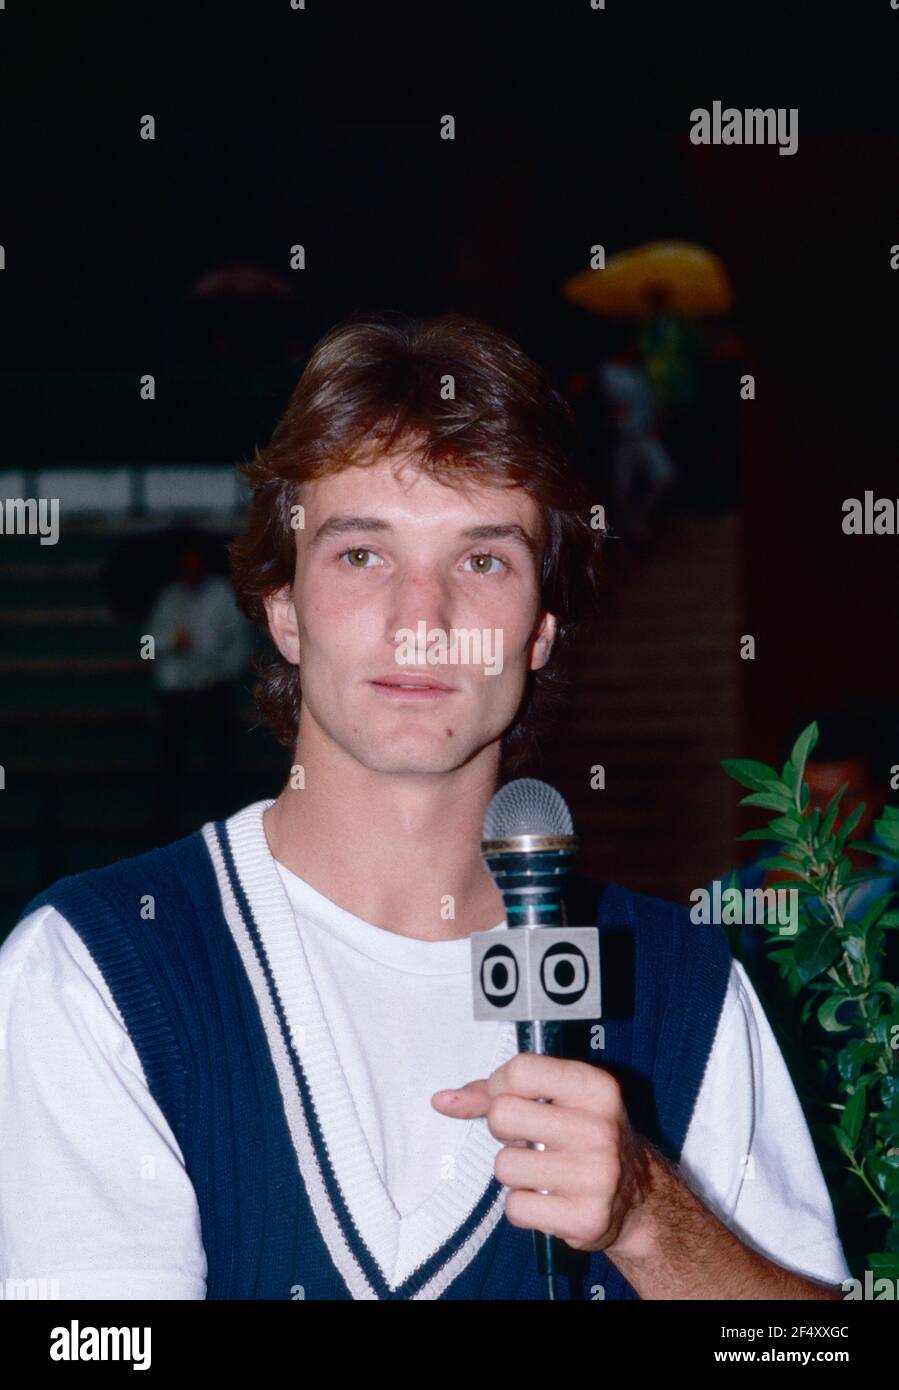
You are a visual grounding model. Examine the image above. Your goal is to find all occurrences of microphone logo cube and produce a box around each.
[471,927,601,1022]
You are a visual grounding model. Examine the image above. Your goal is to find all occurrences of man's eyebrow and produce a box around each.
[311,515,393,544]
[457,523,542,561]
[310,516,542,560]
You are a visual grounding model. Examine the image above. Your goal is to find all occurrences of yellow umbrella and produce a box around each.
[562,240,734,318]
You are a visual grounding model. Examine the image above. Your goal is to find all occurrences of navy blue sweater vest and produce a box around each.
[23,820,731,1300]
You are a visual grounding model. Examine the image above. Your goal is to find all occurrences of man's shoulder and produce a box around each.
[569,871,731,950]
[568,871,734,1035]
[564,873,735,1157]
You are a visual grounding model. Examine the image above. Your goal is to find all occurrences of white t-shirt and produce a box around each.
[0,854,851,1299]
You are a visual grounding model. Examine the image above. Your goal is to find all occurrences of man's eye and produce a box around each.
[339,547,380,568]
[465,552,506,575]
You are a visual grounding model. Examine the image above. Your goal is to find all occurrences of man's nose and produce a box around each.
[385,569,454,655]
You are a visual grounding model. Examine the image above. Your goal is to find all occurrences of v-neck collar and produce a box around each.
[203,800,519,1298]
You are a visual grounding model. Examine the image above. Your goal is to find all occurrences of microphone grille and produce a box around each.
[482,778,574,841]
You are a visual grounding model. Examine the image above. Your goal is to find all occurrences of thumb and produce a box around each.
[431,1078,491,1119]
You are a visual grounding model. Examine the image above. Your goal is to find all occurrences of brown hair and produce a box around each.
[229,310,604,774]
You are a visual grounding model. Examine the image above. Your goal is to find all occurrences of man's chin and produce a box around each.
[352,745,479,776]
[345,727,495,776]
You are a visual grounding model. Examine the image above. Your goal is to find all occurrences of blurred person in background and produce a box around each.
[596,353,677,545]
[567,319,678,544]
[148,537,253,835]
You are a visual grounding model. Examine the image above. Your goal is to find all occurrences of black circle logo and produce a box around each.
[540,941,589,1005]
[481,943,519,1007]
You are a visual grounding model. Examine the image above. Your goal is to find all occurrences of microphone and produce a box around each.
[473,778,602,1300]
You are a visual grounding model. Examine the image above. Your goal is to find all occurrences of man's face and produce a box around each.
[265,446,557,775]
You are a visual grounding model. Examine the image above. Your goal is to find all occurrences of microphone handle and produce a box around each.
[515,1017,564,1284]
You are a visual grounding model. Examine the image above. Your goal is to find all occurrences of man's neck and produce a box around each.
[261,731,507,943]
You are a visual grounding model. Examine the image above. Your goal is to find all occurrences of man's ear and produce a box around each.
[529,611,557,672]
[263,586,300,665]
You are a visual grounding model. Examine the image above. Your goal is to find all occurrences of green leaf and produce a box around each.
[722,761,783,795]
[843,935,866,965]
[820,784,848,840]
[781,759,805,801]
[876,1111,899,1143]
[831,1124,856,1158]
[867,1155,898,1195]
[801,992,821,1023]
[793,920,841,984]
[784,966,804,998]
[841,1088,866,1146]
[871,809,899,854]
[720,758,784,792]
[818,995,855,1032]
[767,815,804,842]
[756,855,805,876]
[872,1016,899,1047]
[869,1253,899,1276]
[861,896,894,934]
[789,722,819,787]
[850,840,893,861]
[739,790,796,814]
[880,1073,899,1107]
[735,827,777,842]
[837,1039,879,1083]
[836,802,866,847]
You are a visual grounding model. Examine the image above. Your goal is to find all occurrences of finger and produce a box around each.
[487,1093,616,1151]
[487,1052,620,1113]
[503,1189,584,1243]
[495,1144,615,1198]
[430,1079,490,1119]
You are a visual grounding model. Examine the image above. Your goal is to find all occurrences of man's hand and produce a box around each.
[432,1052,844,1300]
[432,1051,651,1255]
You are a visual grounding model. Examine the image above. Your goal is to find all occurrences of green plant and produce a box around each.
[721,721,899,1282]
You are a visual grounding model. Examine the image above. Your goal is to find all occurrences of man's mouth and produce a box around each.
[370,674,456,698]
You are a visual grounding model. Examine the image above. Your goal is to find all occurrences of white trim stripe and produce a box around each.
[203,818,377,1300]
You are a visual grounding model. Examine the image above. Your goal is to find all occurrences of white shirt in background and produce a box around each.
[146,575,252,692]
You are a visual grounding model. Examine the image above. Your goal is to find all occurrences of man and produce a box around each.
[0,313,849,1300]
[146,533,254,834]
